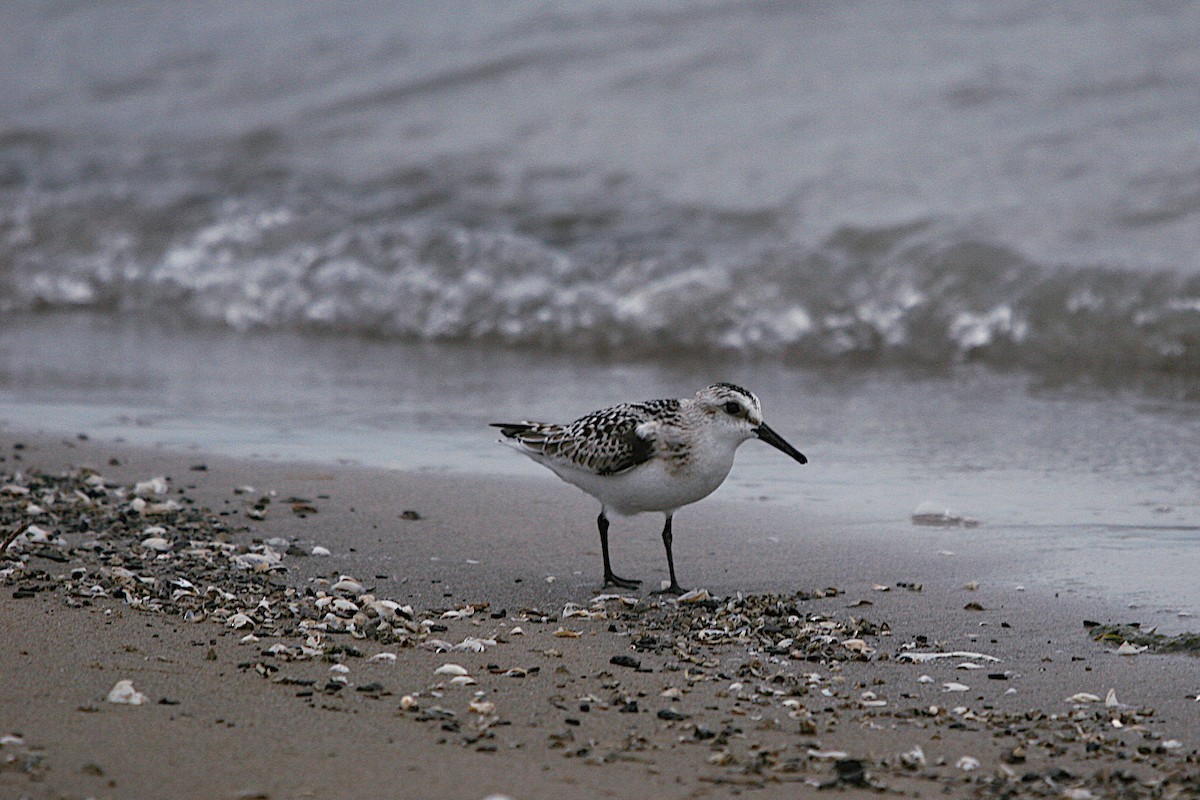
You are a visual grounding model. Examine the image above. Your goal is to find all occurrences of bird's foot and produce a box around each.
[651,582,686,596]
[603,573,642,590]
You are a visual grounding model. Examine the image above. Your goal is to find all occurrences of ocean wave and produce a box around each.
[4,192,1200,374]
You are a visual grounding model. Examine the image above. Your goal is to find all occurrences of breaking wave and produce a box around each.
[4,183,1200,374]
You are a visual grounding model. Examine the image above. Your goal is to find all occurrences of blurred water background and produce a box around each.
[2,2,1199,621]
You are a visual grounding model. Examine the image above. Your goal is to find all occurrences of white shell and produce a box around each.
[106,679,148,705]
[311,546,332,557]
[226,612,254,629]
[133,477,168,497]
[434,663,469,676]
[332,578,364,595]
[468,699,496,715]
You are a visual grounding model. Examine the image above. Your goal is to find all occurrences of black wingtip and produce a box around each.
[490,422,528,438]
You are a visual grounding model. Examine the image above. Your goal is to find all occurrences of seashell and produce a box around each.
[452,637,494,653]
[1063,790,1096,800]
[331,598,359,615]
[332,578,365,595]
[133,477,168,497]
[1067,692,1101,703]
[368,652,397,663]
[956,662,983,670]
[468,699,496,715]
[677,588,711,603]
[240,634,259,644]
[898,650,1000,663]
[1115,641,1148,655]
[1,484,30,496]
[434,663,469,677]
[509,626,524,636]
[661,687,681,699]
[22,525,54,544]
[1104,688,1119,707]
[942,682,970,692]
[107,679,148,705]
[140,537,171,552]
[900,745,926,768]
[449,675,477,686]
[25,503,45,516]
[311,546,332,557]
[226,612,254,629]
[842,638,871,653]
[422,639,454,653]
[956,756,980,771]
[370,600,410,621]
[553,627,581,638]
[231,553,280,572]
[329,664,350,674]
[399,694,418,710]
[917,675,934,683]
[806,748,848,760]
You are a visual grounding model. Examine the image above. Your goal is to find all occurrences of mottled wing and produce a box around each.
[492,399,681,476]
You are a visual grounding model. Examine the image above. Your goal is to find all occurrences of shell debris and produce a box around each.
[106,679,148,706]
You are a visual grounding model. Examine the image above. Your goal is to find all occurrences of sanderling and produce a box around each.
[491,383,806,594]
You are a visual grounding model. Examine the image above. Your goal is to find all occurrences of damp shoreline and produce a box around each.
[2,432,1198,799]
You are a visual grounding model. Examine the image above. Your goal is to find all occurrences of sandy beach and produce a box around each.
[1,431,1198,800]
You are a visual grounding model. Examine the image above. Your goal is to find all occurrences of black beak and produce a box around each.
[754,423,807,464]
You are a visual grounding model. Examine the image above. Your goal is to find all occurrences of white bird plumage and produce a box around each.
[491,383,807,594]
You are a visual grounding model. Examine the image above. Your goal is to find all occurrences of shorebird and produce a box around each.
[491,383,807,594]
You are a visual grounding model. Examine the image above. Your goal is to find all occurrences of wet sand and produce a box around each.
[2,432,1198,800]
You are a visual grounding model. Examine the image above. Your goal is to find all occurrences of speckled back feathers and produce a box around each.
[492,398,682,475]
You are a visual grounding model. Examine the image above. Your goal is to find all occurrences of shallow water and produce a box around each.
[3,314,1198,626]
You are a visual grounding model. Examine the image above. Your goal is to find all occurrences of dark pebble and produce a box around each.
[610,655,641,669]
[835,759,867,786]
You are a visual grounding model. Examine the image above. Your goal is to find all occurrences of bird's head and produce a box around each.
[695,383,807,464]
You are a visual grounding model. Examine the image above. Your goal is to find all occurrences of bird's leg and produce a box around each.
[598,511,641,589]
[650,514,685,595]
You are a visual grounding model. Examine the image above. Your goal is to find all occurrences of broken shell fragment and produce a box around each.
[1068,692,1101,704]
[106,679,148,705]
[226,612,254,629]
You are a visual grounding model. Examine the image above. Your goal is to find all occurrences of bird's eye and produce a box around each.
[723,401,742,416]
